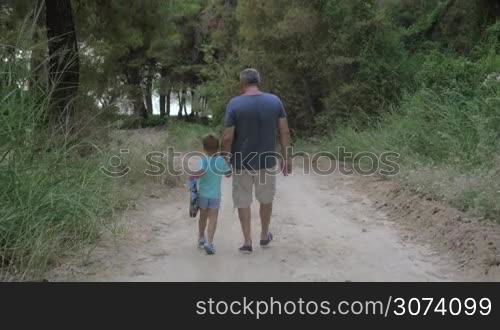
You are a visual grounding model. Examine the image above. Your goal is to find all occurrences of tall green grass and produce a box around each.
[327,45,500,221]
[0,53,119,280]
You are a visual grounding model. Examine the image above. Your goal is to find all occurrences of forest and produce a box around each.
[0,0,499,279]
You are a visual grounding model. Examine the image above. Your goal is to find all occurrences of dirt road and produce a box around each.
[50,167,475,282]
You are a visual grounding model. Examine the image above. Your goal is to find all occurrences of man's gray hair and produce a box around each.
[240,68,261,85]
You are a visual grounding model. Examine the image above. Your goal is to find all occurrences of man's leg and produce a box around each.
[238,208,252,246]
[255,170,277,241]
[259,203,273,241]
[233,171,254,247]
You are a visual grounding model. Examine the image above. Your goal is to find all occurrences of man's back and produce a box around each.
[224,93,286,170]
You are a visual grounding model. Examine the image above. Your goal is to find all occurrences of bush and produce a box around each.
[414,51,483,96]
[142,115,168,128]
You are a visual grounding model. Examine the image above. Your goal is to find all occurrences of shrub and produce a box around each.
[142,115,168,128]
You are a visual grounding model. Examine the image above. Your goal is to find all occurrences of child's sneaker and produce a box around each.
[198,238,206,249]
[204,243,216,255]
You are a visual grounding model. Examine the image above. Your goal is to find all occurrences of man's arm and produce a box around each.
[221,126,235,163]
[278,117,292,175]
[222,101,236,164]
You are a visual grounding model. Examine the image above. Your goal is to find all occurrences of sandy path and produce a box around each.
[50,168,470,282]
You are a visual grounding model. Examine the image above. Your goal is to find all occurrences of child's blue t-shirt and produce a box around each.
[198,156,230,199]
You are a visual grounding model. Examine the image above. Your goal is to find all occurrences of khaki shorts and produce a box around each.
[232,169,277,208]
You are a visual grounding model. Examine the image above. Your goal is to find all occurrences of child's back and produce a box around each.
[198,155,230,199]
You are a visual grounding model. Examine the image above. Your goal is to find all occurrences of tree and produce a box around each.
[144,63,155,116]
[159,68,173,118]
[177,90,184,118]
[45,0,79,126]
[201,0,407,131]
[72,0,203,119]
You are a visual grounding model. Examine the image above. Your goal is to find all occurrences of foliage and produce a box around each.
[2,0,500,279]
[0,55,121,279]
[328,40,500,221]
[199,0,410,132]
[119,115,169,129]
[73,0,204,117]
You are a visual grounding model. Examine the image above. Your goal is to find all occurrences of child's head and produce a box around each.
[202,133,220,156]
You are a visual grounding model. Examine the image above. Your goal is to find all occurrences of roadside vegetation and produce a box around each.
[320,6,500,221]
[0,56,204,279]
[1,0,499,279]
[199,0,499,222]
[0,58,122,279]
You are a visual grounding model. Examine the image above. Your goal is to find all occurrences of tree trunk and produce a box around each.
[301,77,316,116]
[45,0,80,127]
[177,91,183,118]
[200,97,207,114]
[183,98,188,117]
[425,0,457,38]
[166,89,171,117]
[479,0,500,22]
[145,75,153,116]
[183,90,189,117]
[191,90,197,116]
[126,67,147,119]
[30,0,46,91]
[136,100,147,119]
[159,69,170,118]
[30,34,46,91]
[159,94,166,118]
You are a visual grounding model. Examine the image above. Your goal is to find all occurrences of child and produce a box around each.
[193,134,231,255]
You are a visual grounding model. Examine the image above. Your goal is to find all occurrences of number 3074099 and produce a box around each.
[393,298,492,316]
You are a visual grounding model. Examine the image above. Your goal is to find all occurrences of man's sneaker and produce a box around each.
[198,238,206,249]
[239,245,253,254]
[204,243,216,255]
[260,233,274,247]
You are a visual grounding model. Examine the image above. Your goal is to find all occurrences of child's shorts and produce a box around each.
[198,197,221,209]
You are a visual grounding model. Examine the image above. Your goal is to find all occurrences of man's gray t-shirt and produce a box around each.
[224,93,286,170]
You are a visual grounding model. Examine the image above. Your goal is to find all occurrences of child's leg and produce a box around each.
[206,208,219,245]
[198,208,209,240]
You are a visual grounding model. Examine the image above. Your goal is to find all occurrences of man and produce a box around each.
[222,68,292,253]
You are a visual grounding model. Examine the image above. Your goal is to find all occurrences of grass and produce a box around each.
[104,119,214,193]
[0,57,128,280]
[165,119,216,151]
[312,49,500,222]
[0,53,210,280]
